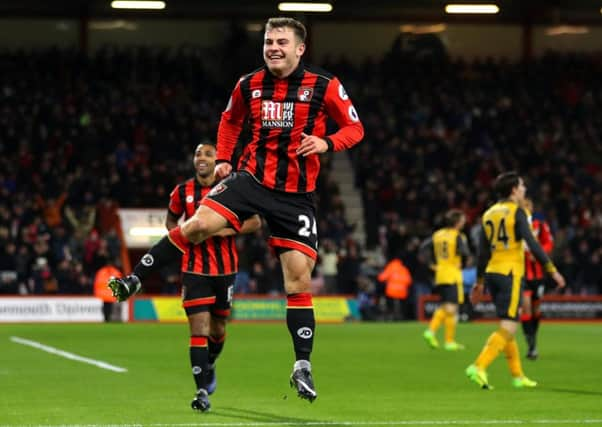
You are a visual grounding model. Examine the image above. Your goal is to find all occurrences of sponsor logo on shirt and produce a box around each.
[261,100,294,128]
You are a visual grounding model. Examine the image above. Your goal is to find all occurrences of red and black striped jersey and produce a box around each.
[169,178,238,275]
[525,217,554,281]
[217,62,364,193]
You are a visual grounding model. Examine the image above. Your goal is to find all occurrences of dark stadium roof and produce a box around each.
[2,0,602,24]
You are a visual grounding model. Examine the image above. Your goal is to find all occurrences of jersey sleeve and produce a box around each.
[217,78,248,162]
[168,184,184,218]
[322,77,364,152]
[516,208,557,273]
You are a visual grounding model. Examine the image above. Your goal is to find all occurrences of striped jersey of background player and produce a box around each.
[519,197,554,360]
[166,142,261,411]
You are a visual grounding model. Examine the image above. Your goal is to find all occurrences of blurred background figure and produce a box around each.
[93,258,122,322]
[378,255,412,320]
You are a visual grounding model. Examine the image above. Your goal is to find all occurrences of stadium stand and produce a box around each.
[0,47,600,309]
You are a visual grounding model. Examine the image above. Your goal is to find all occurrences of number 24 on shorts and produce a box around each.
[298,214,317,237]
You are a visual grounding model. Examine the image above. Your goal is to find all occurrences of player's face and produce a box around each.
[263,26,305,78]
[193,144,216,178]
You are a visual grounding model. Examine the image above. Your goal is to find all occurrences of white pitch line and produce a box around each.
[3,420,601,427]
[10,336,127,373]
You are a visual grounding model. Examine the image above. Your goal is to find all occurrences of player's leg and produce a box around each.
[182,273,216,412]
[467,273,518,389]
[262,189,318,402]
[206,275,235,395]
[443,283,464,350]
[188,311,212,411]
[424,286,445,349]
[108,206,228,301]
[280,249,317,402]
[528,283,544,359]
[443,302,463,350]
[521,287,536,357]
[501,276,536,387]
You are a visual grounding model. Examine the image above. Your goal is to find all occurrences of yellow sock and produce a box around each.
[429,308,446,333]
[504,338,523,377]
[475,328,511,370]
[444,311,456,343]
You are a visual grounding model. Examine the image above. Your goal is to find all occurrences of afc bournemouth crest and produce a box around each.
[208,182,228,197]
[297,87,313,102]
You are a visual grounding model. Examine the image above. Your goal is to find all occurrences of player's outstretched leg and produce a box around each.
[290,360,317,402]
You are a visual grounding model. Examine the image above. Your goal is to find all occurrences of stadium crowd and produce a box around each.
[0,47,600,316]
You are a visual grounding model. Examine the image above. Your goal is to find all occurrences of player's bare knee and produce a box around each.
[210,317,227,337]
[188,312,211,336]
[284,276,312,294]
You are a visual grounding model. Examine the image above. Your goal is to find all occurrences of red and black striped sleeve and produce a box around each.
[217,77,249,163]
[322,77,364,152]
[168,184,184,218]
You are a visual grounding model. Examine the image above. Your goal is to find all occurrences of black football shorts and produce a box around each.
[202,171,318,260]
[435,283,463,304]
[484,272,524,321]
[524,279,545,301]
[181,272,235,317]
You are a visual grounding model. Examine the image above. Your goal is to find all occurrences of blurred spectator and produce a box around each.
[378,256,413,320]
[318,239,339,294]
[357,275,380,321]
[93,259,122,322]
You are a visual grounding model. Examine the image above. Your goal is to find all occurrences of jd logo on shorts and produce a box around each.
[297,327,313,339]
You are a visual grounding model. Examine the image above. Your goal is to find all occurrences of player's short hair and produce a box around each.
[196,140,216,149]
[444,209,465,227]
[494,171,521,198]
[266,17,307,43]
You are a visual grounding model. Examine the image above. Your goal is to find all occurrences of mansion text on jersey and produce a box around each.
[262,101,294,128]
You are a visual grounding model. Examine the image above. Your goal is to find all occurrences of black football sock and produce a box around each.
[133,234,184,280]
[286,293,315,362]
[190,336,209,390]
[208,334,226,365]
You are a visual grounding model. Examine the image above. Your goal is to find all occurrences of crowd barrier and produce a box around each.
[129,295,360,323]
[418,294,602,321]
[2,294,600,322]
[0,296,105,322]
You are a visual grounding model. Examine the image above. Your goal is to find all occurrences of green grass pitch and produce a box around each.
[1,322,601,426]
